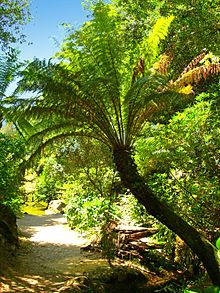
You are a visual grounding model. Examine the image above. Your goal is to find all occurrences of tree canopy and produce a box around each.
[0,0,30,52]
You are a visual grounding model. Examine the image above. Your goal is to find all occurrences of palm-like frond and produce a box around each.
[0,53,19,98]
[5,5,220,163]
[140,16,174,69]
[0,52,21,127]
[170,63,220,90]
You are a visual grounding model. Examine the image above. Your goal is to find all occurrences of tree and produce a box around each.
[5,2,220,284]
[0,0,30,51]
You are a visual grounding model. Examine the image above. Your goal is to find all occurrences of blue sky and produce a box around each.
[19,0,88,61]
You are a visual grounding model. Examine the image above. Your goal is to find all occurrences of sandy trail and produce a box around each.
[0,214,108,292]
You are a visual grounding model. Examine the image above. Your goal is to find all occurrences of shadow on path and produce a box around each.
[0,213,109,292]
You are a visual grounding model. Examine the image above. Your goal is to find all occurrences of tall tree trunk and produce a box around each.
[113,147,220,285]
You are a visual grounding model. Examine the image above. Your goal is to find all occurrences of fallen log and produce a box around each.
[102,221,162,262]
[128,241,165,250]
[120,230,159,244]
[115,226,158,235]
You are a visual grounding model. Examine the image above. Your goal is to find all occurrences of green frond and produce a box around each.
[0,53,19,98]
[140,16,174,68]
[16,117,35,136]
[124,74,168,143]
[22,127,112,170]
[7,3,220,162]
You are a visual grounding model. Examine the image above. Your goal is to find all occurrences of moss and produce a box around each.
[21,202,47,216]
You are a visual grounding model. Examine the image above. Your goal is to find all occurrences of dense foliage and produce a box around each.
[160,0,220,74]
[136,95,220,239]
[113,0,220,77]
[33,138,150,231]
[0,131,24,213]
[34,156,64,207]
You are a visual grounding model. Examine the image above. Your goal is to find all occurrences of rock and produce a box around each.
[0,204,18,254]
[46,200,66,214]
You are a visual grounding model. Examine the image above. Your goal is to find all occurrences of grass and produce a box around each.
[21,201,47,216]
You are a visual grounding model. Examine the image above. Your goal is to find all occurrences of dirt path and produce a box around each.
[0,214,109,292]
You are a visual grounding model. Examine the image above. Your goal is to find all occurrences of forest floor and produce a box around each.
[0,212,182,293]
[0,213,111,292]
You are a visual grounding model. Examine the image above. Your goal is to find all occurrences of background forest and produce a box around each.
[0,0,220,292]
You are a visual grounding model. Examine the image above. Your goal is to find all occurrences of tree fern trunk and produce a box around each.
[113,147,220,285]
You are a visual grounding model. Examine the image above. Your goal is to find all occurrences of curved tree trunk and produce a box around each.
[113,147,220,285]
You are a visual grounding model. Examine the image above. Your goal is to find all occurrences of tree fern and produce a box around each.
[4,3,220,283]
[5,11,220,156]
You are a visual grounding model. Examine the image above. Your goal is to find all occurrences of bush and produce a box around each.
[0,133,24,214]
[34,156,64,207]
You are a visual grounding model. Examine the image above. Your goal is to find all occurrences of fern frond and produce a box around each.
[170,63,220,91]
[131,16,174,84]
[140,16,174,68]
[179,52,206,78]
[125,53,220,144]
[23,127,112,170]
[125,74,168,144]
[0,53,20,98]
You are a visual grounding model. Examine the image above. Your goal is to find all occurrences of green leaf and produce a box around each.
[216,237,220,250]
